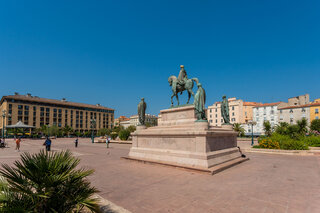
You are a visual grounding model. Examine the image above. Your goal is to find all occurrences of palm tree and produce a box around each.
[296,118,308,135]
[0,150,100,212]
[233,123,245,137]
[63,125,74,138]
[275,122,289,135]
[263,120,272,136]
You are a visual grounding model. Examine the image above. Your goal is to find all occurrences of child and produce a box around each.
[15,137,21,151]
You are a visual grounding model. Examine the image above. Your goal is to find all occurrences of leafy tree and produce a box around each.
[47,125,59,137]
[310,119,320,132]
[118,129,131,140]
[0,150,100,212]
[112,126,124,134]
[97,128,111,136]
[296,118,308,135]
[233,123,245,137]
[83,131,91,137]
[75,131,82,137]
[110,132,118,140]
[126,125,136,133]
[263,121,272,136]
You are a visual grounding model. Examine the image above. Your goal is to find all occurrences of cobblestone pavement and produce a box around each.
[1,138,319,213]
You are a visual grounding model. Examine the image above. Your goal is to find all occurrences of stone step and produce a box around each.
[209,157,250,175]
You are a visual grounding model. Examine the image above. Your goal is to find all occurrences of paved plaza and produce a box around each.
[0,138,319,213]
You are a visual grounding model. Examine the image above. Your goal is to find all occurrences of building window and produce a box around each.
[46,108,50,112]
[315,109,319,114]
[316,116,319,120]
[280,110,282,114]
[210,120,212,123]
[302,108,306,112]
[232,112,234,116]
[215,114,217,118]
[40,107,44,111]
[215,119,217,123]
[24,105,29,110]
[210,109,212,113]
[232,106,234,110]
[9,104,12,109]
[290,109,293,113]
[18,105,23,109]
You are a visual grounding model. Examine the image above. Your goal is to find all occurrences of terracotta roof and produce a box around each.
[254,102,283,108]
[1,95,114,111]
[243,102,261,106]
[279,102,320,110]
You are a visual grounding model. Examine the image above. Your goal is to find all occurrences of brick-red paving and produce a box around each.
[1,138,319,213]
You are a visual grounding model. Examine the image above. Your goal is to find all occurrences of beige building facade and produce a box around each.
[278,104,310,125]
[0,93,114,134]
[207,98,244,126]
[129,114,158,126]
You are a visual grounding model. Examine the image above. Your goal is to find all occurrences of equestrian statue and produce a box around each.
[168,65,199,106]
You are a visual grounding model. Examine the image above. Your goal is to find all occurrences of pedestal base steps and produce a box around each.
[125,105,248,174]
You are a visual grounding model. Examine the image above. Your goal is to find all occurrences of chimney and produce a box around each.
[61,98,66,102]
[26,93,32,97]
[14,92,19,95]
[96,104,101,106]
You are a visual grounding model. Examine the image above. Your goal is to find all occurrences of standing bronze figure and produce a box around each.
[138,98,147,125]
[221,96,230,124]
[194,83,207,120]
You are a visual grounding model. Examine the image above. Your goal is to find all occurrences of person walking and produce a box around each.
[75,138,78,148]
[0,138,4,148]
[15,137,21,151]
[45,136,51,151]
[106,136,109,148]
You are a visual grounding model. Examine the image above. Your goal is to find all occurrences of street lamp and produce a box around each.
[247,120,257,146]
[2,110,11,139]
[90,119,96,143]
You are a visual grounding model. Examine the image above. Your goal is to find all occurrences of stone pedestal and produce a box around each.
[126,105,248,174]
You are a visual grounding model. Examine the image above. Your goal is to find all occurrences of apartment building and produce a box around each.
[129,114,158,126]
[207,98,260,129]
[0,93,114,133]
[253,102,288,134]
[278,104,310,124]
[207,98,244,126]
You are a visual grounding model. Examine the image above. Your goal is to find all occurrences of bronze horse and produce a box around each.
[168,76,199,106]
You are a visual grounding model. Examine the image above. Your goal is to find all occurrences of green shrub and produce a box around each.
[110,132,118,140]
[280,139,308,150]
[310,119,320,132]
[271,133,308,150]
[258,138,280,149]
[303,135,320,147]
[118,129,130,141]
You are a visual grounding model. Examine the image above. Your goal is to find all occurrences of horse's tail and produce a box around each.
[191,78,199,85]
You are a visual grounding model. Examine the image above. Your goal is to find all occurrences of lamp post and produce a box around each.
[248,120,257,146]
[2,110,11,139]
[91,119,96,143]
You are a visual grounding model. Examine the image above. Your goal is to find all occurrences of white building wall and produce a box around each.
[253,105,279,135]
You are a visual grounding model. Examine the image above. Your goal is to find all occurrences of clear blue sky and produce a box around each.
[0,0,319,117]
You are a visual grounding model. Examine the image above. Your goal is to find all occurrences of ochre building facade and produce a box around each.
[0,94,114,133]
